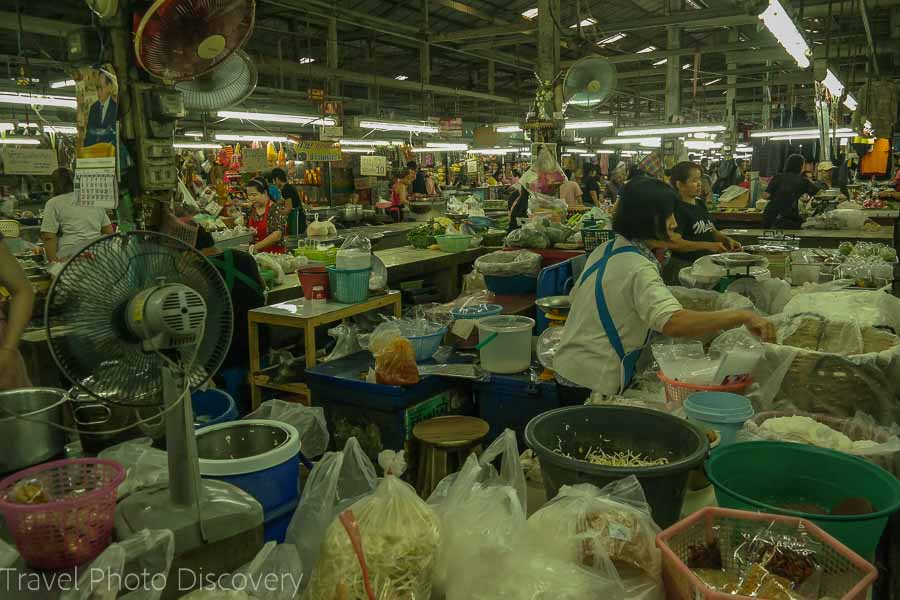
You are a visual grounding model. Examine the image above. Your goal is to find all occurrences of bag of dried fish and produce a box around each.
[528,476,662,579]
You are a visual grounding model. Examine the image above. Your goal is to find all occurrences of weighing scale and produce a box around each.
[709,253,770,303]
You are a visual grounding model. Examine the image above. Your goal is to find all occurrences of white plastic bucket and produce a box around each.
[476,315,535,374]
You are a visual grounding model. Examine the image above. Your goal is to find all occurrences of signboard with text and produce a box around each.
[296,140,341,162]
[240,148,268,173]
[0,147,59,175]
[359,155,387,177]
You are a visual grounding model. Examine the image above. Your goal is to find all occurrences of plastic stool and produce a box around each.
[413,416,490,499]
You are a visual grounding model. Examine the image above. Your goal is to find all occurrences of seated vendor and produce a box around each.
[552,177,775,405]
[661,161,741,285]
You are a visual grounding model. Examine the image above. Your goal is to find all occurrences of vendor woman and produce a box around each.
[553,177,774,404]
[246,178,286,254]
[662,161,741,284]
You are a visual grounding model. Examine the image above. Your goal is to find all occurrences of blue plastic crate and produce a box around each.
[474,372,560,447]
[484,274,537,295]
[305,351,458,463]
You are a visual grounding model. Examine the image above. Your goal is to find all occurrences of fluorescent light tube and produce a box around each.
[217,110,334,126]
[571,18,597,28]
[843,94,858,111]
[602,137,662,145]
[770,132,856,141]
[360,120,439,134]
[50,79,76,89]
[215,134,291,143]
[682,63,692,70]
[394,75,409,81]
[751,127,854,138]
[596,149,615,154]
[0,92,76,109]
[620,150,638,156]
[342,148,376,153]
[495,124,522,133]
[759,0,811,69]
[597,33,627,45]
[684,140,722,150]
[704,78,722,86]
[564,120,613,129]
[174,142,222,149]
[184,131,204,138]
[521,8,538,19]
[618,124,725,136]
[467,148,518,155]
[653,58,668,66]
[298,57,315,64]
[44,125,78,134]
[340,139,392,146]
[565,147,588,153]
[637,46,656,54]
[0,138,40,145]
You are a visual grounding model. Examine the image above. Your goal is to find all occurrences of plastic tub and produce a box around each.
[298,266,330,300]
[483,274,537,295]
[327,266,372,304]
[525,405,709,528]
[192,389,238,429]
[435,234,473,252]
[476,315,534,374]
[683,392,754,445]
[0,458,125,570]
[197,420,301,542]
[449,303,503,348]
[707,441,900,558]
[395,321,448,362]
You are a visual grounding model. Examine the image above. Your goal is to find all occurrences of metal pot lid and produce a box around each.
[742,244,794,254]
[536,296,571,312]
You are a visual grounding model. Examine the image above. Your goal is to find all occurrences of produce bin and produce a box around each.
[305,352,465,465]
[707,441,900,559]
[525,405,709,528]
[474,371,559,447]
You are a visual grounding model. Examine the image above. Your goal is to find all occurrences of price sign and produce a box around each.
[466,159,479,174]
[0,147,59,175]
[359,155,387,177]
[320,126,343,140]
[240,148,268,173]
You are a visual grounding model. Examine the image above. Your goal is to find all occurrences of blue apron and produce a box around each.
[579,241,652,392]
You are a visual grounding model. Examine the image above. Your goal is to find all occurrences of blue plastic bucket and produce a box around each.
[192,389,238,429]
[196,420,301,541]
[683,392,754,446]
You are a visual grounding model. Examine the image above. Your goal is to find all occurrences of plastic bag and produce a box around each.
[284,437,378,593]
[60,542,126,600]
[802,208,870,231]
[505,225,549,249]
[367,321,403,356]
[254,252,286,286]
[229,542,305,600]
[119,529,176,600]
[475,249,542,277]
[336,234,372,270]
[246,399,330,458]
[322,322,362,363]
[307,215,337,238]
[529,190,569,220]
[302,452,440,600]
[528,477,661,578]
[462,269,488,295]
[519,145,566,195]
[374,338,420,386]
[0,537,17,569]
[783,289,900,330]
[99,439,168,499]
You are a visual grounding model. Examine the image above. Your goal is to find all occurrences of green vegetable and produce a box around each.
[838,241,853,256]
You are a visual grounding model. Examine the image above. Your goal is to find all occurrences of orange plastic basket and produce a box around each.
[657,371,752,410]
[656,507,877,600]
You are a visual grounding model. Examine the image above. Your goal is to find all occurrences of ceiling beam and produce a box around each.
[0,11,82,36]
[432,0,506,25]
[431,21,535,43]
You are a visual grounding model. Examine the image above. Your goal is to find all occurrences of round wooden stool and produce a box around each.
[413,415,490,499]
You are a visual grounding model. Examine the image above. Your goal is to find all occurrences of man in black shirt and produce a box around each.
[581,165,601,205]
[407,160,427,195]
[271,167,307,234]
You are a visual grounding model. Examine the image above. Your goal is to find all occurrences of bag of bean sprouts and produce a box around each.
[302,450,440,600]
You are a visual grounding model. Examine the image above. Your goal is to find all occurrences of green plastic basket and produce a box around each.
[327,266,372,304]
[707,441,900,559]
[435,234,472,253]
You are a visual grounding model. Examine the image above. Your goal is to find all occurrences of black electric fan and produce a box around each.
[44,231,263,570]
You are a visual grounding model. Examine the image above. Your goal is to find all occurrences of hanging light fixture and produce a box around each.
[759,0,811,68]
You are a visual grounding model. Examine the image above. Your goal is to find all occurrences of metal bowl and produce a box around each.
[196,421,292,461]
[535,295,571,316]
[0,388,68,473]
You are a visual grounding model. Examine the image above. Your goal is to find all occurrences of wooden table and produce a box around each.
[248,291,402,410]
[713,209,900,228]
[720,227,895,249]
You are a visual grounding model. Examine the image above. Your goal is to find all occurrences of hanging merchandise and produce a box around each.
[850,79,898,139]
[859,138,891,176]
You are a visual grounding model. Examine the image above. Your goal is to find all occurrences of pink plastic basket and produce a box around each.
[656,507,877,600]
[0,458,125,570]
[657,371,752,410]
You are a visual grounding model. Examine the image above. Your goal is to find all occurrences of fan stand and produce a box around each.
[115,364,263,594]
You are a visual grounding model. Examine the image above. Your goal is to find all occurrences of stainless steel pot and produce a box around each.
[71,393,153,455]
[0,388,68,473]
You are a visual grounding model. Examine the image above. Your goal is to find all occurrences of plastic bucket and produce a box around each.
[477,315,534,374]
[298,266,330,301]
[707,441,900,559]
[525,405,709,528]
[192,389,238,429]
[327,266,371,304]
[197,420,301,541]
[683,392,754,446]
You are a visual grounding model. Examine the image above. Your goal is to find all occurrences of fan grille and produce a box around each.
[45,231,233,407]
[135,0,256,82]
[563,57,618,110]
[175,50,257,110]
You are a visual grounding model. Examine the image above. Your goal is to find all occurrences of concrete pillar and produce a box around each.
[761,60,772,129]
[365,39,377,108]
[664,25,682,121]
[487,60,496,94]
[725,28,738,150]
[537,0,560,85]
[421,0,433,115]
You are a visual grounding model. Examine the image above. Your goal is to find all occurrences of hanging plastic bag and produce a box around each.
[302,451,440,600]
[284,437,378,593]
[322,322,362,363]
[520,145,566,195]
[246,399,330,458]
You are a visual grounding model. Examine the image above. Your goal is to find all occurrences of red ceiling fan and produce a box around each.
[134,0,256,82]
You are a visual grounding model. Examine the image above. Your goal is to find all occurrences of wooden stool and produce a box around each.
[413,415,490,499]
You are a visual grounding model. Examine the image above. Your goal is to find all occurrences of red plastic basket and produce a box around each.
[0,458,125,570]
[656,507,877,600]
[657,371,752,410]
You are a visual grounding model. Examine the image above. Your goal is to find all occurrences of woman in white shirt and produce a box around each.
[553,177,774,404]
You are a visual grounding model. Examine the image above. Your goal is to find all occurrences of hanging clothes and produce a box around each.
[851,80,898,139]
[860,138,891,177]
